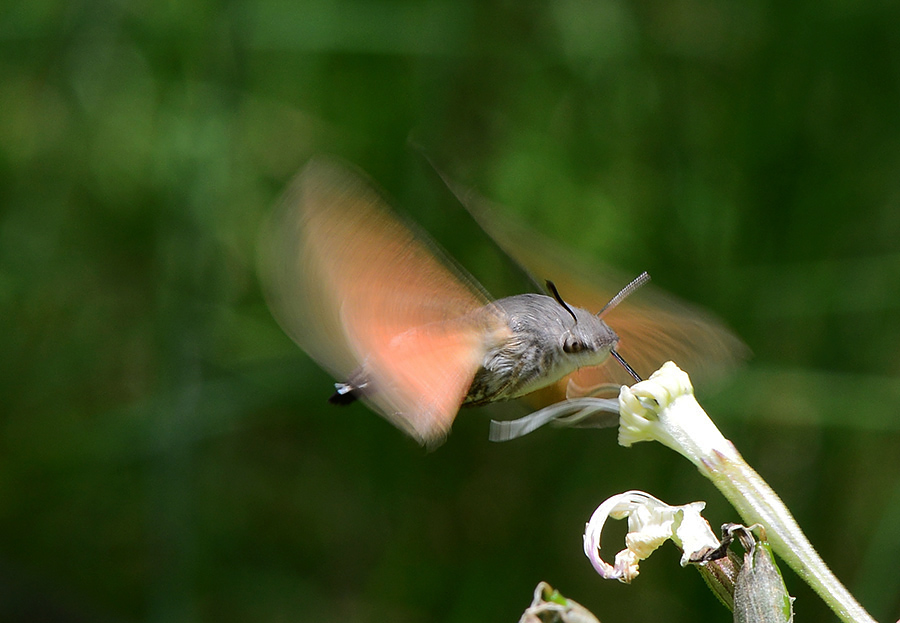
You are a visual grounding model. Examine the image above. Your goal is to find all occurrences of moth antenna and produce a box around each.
[611,350,643,382]
[597,271,650,318]
[546,280,578,324]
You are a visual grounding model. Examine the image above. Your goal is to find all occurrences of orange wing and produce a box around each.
[449,186,748,405]
[545,274,747,403]
[260,157,505,446]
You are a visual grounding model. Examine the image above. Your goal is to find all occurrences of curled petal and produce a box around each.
[583,491,655,581]
[490,397,619,442]
[584,491,719,583]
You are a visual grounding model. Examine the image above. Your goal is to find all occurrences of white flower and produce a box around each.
[583,490,719,583]
[617,362,736,466]
[610,362,876,623]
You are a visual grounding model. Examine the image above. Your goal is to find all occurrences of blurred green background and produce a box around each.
[3,0,900,621]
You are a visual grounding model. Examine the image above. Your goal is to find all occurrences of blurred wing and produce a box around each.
[259,157,503,445]
[446,183,748,404]
[557,282,748,402]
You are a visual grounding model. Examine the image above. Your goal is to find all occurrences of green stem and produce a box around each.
[705,444,877,623]
[618,363,878,623]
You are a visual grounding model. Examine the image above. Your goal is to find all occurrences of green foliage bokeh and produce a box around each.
[2,0,900,621]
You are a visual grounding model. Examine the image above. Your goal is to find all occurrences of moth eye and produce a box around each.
[563,335,584,354]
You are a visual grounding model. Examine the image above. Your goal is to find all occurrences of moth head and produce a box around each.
[547,277,646,382]
[547,280,618,359]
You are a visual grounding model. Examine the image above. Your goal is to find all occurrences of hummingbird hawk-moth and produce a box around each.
[260,157,745,447]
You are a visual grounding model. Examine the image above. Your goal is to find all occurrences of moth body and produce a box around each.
[329,292,620,411]
[465,294,618,404]
[260,156,746,447]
